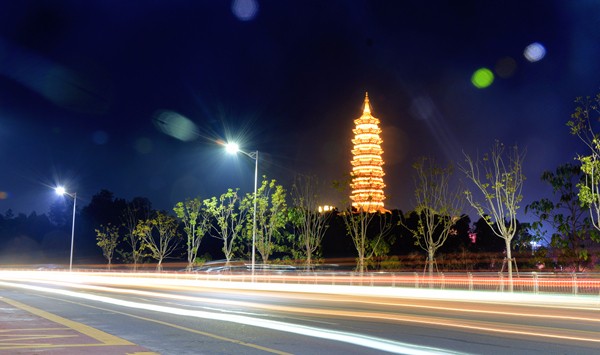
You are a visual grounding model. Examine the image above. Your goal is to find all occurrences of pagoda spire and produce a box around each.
[363,92,371,115]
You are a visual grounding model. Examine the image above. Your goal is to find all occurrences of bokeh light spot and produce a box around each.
[92,130,109,145]
[134,137,153,154]
[0,191,8,200]
[495,56,517,78]
[232,0,259,21]
[471,68,494,89]
[153,110,198,142]
[524,42,546,62]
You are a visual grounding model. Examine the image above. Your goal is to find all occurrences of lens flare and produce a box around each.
[495,56,517,78]
[153,110,199,142]
[232,0,259,21]
[524,42,546,62]
[471,68,494,89]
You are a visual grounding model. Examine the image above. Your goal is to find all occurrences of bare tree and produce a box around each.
[174,197,209,271]
[460,141,526,289]
[121,198,152,271]
[289,175,331,268]
[343,207,394,273]
[401,157,464,275]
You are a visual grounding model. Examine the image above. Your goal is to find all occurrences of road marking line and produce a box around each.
[47,295,293,355]
[0,297,133,346]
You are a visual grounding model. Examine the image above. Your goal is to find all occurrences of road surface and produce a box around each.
[1,270,599,354]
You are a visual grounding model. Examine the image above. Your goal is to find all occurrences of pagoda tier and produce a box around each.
[349,92,387,212]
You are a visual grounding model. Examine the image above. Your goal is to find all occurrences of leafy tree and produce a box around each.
[461,140,526,289]
[526,163,600,271]
[288,174,331,268]
[567,93,600,231]
[242,177,288,264]
[135,212,181,271]
[120,197,152,271]
[204,189,248,264]
[95,223,120,269]
[401,157,464,275]
[174,197,210,271]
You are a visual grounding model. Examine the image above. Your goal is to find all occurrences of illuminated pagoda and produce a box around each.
[350,92,387,212]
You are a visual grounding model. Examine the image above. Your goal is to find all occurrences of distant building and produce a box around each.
[349,93,387,212]
[318,205,335,213]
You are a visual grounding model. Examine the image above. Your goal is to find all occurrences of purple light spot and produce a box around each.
[232,0,259,21]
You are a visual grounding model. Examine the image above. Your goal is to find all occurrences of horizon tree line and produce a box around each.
[1,94,600,272]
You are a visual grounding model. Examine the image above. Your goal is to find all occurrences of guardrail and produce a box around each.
[185,271,600,295]
[3,267,600,296]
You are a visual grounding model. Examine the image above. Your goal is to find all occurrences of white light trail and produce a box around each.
[0,280,468,355]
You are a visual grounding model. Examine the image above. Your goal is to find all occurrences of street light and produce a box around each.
[225,142,258,274]
[55,186,76,272]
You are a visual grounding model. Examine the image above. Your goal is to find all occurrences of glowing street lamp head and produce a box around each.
[55,186,66,196]
[225,142,240,154]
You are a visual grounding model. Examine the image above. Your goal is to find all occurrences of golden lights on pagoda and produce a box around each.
[350,92,386,212]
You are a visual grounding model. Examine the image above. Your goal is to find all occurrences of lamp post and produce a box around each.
[225,142,258,274]
[55,186,76,272]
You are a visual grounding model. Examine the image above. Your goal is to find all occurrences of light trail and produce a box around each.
[7,277,600,326]
[5,279,600,345]
[3,270,599,310]
[2,271,600,348]
[0,280,467,355]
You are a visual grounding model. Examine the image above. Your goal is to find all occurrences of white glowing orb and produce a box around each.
[55,186,66,195]
[225,142,240,154]
[524,42,546,62]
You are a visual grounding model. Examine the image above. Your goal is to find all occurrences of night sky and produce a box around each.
[1,0,599,221]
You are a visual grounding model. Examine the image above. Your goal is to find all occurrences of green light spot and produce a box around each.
[471,68,494,89]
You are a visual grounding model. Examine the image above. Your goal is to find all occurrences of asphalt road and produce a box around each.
[1,271,599,354]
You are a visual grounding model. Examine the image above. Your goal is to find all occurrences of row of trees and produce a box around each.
[2,94,600,275]
[89,134,597,278]
[91,176,333,271]
[0,157,593,274]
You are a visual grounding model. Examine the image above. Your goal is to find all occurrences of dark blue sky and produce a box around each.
[1,0,599,220]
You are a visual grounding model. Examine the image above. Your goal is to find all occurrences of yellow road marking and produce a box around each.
[0,332,76,343]
[48,295,292,355]
[0,297,133,346]
[0,328,67,331]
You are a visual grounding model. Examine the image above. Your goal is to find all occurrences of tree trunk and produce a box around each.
[505,238,513,292]
[428,248,434,276]
[357,252,365,273]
